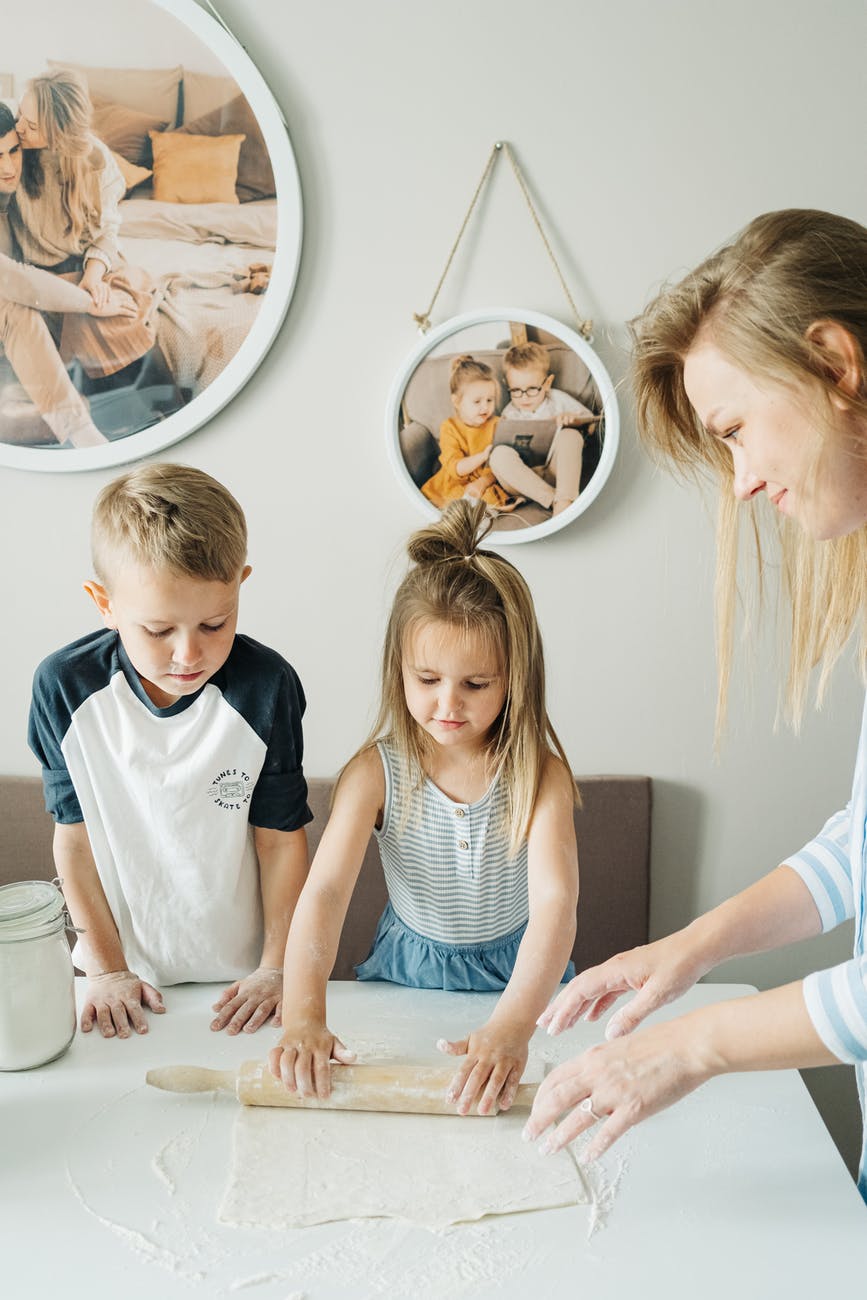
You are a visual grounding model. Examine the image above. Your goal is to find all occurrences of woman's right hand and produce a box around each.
[537,930,711,1041]
[86,288,138,319]
[268,1021,356,1099]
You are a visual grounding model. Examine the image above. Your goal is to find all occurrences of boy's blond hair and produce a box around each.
[92,463,248,586]
[629,208,867,726]
[357,498,578,855]
[502,342,551,377]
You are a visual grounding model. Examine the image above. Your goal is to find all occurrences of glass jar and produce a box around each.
[0,880,76,1070]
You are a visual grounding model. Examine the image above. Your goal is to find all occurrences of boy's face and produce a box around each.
[505,365,553,414]
[84,562,251,708]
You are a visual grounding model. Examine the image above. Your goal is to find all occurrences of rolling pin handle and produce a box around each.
[145,1065,237,1094]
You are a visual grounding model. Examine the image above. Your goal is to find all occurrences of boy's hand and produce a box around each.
[438,1021,529,1116]
[81,970,165,1038]
[210,967,283,1035]
[557,411,594,430]
[268,1021,356,1099]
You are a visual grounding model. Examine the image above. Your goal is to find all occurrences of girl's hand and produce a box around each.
[81,969,165,1038]
[211,967,283,1035]
[522,1016,713,1164]
[437,1022,529,1116]
[536,932,709,1042]
[268,1021,356,1099]
[80,260,109,308]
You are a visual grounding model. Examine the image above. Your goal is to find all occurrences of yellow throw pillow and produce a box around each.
[149,131,245,205]
[111,150,152,194]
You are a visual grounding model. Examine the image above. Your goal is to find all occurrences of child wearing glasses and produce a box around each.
[490,342,597,516]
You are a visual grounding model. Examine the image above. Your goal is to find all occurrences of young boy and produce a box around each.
[489,342,597,515]
[28,464,311,1040]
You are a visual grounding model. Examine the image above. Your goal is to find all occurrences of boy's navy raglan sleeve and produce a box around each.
[28,657,84,824]
[248,658,313,832]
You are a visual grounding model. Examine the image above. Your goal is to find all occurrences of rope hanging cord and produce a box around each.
[413,141,593,341]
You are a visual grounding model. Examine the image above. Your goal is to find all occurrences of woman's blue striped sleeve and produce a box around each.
[802,956,867,1064]
[785,807,854,931]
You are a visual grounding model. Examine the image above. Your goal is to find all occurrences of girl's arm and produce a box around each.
[439,418,481,481]
[210,825,309,1035]
[455,448,491,476]
[268,749,384,1099]
[53,822,165,1037]
[440,755,579,1115]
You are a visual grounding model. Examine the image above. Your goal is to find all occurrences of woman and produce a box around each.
[523,209,867,1204]
[13,68,154,383]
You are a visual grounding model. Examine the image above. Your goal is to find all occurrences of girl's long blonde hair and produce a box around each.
[360,499,577,854]
[21,68,102,250]
[630,209,867,726]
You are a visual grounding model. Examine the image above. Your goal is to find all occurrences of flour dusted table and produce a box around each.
[1,980,863,1299]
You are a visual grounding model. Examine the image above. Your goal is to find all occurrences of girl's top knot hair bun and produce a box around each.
[406,499,495,568]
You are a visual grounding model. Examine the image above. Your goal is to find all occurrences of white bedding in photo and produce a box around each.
[117,197,277,395]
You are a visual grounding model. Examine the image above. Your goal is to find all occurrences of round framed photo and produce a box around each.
[0,0,302,472]
[386,309,619,543]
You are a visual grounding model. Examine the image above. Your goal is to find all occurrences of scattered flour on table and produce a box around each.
[65,1169,206,1281]
[151,1129,197,1196]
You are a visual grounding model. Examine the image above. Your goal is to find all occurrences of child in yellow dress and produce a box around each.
[421,355,516,511]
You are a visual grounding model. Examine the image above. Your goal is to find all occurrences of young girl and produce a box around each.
[14,68,153,378]
[421,354,519,512]
[270,499,579,1115]
[524,209,867,1204]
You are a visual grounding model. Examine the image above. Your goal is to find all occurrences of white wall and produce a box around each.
[4,0,227,92]
[1,0,865,1168]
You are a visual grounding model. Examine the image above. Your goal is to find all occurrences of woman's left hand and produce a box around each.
[438,1022,529,1116]
[80,261,110,308]
[522,1016,712,1163]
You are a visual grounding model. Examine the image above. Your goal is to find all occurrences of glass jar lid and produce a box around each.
[0,880,68,942]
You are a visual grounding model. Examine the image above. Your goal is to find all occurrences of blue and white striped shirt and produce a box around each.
[787,692,867,1203]
[374,740,528,946]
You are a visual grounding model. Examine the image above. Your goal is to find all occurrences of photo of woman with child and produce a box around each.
[391,312,619,540]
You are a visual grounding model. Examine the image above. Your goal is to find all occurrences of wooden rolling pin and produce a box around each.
[146,1060,539,1116]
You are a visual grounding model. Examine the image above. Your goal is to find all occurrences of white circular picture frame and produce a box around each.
[0,0,302,472]
[385,308,619,544]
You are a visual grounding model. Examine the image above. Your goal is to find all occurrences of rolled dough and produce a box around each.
[218,1105,588,1230]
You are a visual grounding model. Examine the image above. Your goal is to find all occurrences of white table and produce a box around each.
[1,980,863,1298]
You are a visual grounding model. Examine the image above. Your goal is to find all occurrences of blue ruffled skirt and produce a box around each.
[355,902,576,992]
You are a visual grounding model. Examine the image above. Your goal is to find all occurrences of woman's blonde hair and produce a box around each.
[358,499,577,855]
[449,354,498,402]
[92,463,248,586]
[630,209,867,724]
[21,68,103,249]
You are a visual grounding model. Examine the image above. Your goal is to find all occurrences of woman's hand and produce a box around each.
[537,931,710,1042]
[80,259,110,308]
[268,1020,356,1099]
[438,1020,529,1116]
[81,969,165,1038]
[211,967,283,1035]
[87,287,137,319]
[522,1015,713,1163]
